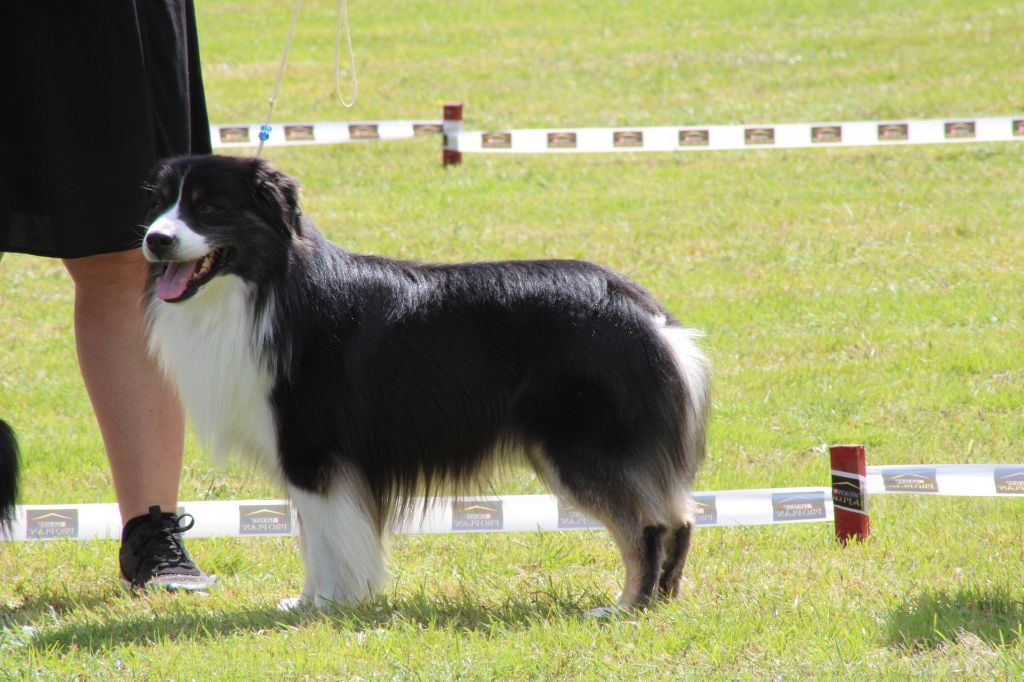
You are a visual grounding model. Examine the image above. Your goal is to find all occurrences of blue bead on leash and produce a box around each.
[256,0,356,159]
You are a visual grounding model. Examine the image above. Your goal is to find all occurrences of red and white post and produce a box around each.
[442,102,463,167]
[830,444,870,545]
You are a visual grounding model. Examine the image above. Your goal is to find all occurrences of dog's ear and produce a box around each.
[251,160,303,238]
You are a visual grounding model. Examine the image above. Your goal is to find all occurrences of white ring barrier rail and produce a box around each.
[3,449,1020,543]
[211,120,442,148]
[0,488,833,542]
[866,464,1024,496]
[205,106,1024,161]
[440,103,1024,165]
[829,445,1024,544]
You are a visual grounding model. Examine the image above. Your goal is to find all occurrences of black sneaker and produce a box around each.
[119,505,216,592]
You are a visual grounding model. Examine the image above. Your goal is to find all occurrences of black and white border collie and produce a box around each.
[142,155,710,612]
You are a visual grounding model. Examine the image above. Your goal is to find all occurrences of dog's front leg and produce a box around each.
[277,526,319,611]
[297,516,318,604]
[287,479,387,609]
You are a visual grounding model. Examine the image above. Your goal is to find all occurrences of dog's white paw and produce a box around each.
[277,596,311,612]
[583,605,630,619]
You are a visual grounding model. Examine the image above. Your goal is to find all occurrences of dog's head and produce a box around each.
[142,155,302,303]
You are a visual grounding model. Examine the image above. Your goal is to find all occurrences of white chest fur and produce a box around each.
[147,275,280,477]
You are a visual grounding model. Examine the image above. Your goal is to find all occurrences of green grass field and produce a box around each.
[3,0,1024,678]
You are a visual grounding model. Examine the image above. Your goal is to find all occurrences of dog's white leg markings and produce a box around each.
[277,596,305,612]
[275,524,318,611]
[583,605,631,619]
[287,478,387,608]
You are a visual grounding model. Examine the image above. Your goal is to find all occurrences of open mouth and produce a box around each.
[154,250,226,302]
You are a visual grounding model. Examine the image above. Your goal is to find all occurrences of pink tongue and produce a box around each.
[156,260,200,301]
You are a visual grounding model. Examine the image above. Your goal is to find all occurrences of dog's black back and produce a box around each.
[273,243,700,515]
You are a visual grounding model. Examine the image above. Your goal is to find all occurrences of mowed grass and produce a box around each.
[2,0,1024,678]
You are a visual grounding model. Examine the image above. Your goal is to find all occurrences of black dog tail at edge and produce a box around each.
[0,419,19,535]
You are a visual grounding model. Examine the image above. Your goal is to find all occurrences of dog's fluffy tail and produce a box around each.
[0,419,19,535]
[657,321,711,479]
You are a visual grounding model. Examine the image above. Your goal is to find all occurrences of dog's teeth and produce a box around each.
[194,254,214,279]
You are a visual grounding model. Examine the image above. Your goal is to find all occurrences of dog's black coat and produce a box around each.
[0,419,19,533]
[275,252,694,506]
[144,155,710,608]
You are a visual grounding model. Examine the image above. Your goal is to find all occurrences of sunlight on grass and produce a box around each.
[3,0,1024,677]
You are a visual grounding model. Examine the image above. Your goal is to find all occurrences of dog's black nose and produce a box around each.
[145,232,176,252]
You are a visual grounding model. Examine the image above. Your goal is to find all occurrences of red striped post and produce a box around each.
[830,444,869,545]
[442,102,463,166]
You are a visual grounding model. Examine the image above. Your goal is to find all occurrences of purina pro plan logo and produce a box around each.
[451,500,503,531]
[882,469,938,493]
[694,495,717,526]
[831,473,866,513]
[481,132,512,149]
[26,509,79,540]
[547,132,578,149]
[771,492,826,522]
[218,126,249,144]
[348,124,380,139]
[994,468,1024,495]
[811,125,843,143]
[556,499,602,530]
[239,504,292,535]
[678,129,710,146]
[284,125,315,141]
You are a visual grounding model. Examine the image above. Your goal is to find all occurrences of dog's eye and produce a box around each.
[196,203,221,218]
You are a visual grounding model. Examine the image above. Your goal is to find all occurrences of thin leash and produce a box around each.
[257,0,358,158]
[335,0,358,108]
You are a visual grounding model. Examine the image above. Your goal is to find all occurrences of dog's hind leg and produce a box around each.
[657,522,693,600]
[573,511,668,613]
[287,474,387,608]
[527,449,673,610]
[603,519,667,609]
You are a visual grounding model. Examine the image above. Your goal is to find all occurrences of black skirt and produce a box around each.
[0,1,211,259]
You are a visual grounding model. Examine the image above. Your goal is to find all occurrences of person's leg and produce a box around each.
[62,250,183,520]
[64,249,213,590]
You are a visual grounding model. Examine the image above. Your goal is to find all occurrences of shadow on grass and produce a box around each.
[17,603,305,656]
[885,586,1024,651]
[2,580,120,627]
[20,587,607,655]
[324,584,604,631]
